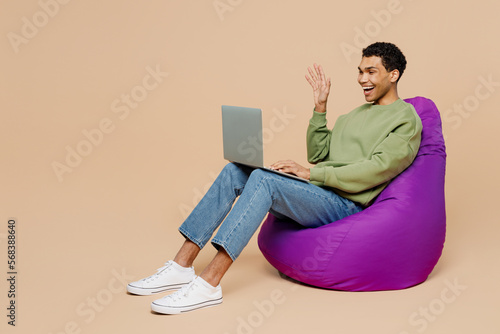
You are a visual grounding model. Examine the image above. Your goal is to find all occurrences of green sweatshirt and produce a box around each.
[307,98,422,207]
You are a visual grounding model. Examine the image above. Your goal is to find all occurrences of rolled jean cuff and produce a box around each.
[210,239,238,262]
[178,227,205,251]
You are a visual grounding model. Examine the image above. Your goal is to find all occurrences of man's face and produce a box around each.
[357,56,397,105]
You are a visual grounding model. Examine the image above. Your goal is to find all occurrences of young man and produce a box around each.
[127,42,422,314]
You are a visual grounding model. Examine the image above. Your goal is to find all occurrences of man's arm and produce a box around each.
[306,111,332,164]
[268,64,333,180]
[305,63,333,164]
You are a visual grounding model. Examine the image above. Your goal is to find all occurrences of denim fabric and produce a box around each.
[178,163,364,261]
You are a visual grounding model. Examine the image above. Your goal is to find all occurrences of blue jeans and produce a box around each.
[179,163,364,261]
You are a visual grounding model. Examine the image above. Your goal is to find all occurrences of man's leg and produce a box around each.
[173,239,201,268]
[171,240,232,287]
[210,168,364,262]
[165,239,229,293]
[177,162,254,253]
[199,248,233,287]
[128,163,252,296]
[150,169,363,314]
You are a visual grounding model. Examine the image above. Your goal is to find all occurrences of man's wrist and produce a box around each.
[314,103,327,113]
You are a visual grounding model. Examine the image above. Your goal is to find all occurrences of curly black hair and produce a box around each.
[362,42,407,82]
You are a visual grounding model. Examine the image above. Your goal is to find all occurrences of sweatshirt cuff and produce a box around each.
[310,109,327,126]
[309,167,326,184]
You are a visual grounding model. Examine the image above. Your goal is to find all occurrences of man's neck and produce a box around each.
[374,88,399,105]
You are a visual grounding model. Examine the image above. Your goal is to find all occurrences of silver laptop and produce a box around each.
[221,105,309,183]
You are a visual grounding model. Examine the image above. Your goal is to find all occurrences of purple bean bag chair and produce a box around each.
[258,96,446,291]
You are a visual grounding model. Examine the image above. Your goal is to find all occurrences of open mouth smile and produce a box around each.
[362,86,374,96]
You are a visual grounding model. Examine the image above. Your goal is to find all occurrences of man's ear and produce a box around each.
[390,69,400,83]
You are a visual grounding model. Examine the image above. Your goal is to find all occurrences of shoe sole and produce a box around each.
[127,282,190,296]
[151,297,223,314]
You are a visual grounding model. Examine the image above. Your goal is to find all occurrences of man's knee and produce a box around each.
[220,162,253,184]
[221,162,240,175]
[248,168,276,188]
[249,168,267,179]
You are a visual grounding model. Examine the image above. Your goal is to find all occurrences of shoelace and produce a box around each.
[143,261,173,283]
[168,278,199,302]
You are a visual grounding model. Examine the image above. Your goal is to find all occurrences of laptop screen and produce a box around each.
[221,105,264,168]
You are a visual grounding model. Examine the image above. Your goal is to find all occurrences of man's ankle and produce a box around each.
[173,259,193,269]
[199,274,219,288]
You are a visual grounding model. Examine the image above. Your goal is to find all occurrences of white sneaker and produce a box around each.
[151,276,223,314]
[127,260,195,295]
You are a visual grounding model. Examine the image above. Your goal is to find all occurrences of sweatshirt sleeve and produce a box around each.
[309,118,422,193]
[306,110,332,164]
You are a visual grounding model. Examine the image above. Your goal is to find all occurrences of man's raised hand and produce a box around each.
[305,63,331,113]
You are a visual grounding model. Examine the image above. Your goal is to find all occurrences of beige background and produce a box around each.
[1,0,499,333]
